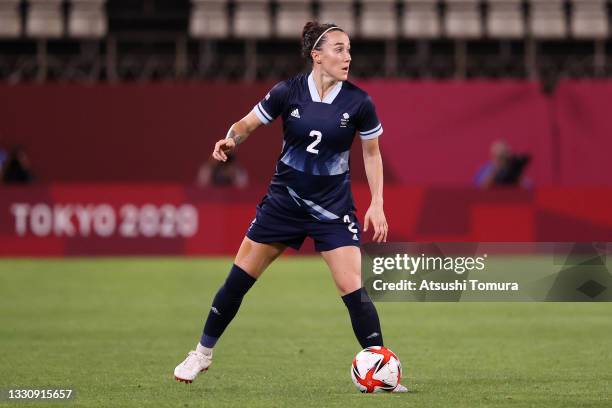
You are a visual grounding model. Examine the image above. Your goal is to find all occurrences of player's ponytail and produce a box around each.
[301,22,344,62]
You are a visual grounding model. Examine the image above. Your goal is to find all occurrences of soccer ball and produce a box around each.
[350,346,402,393]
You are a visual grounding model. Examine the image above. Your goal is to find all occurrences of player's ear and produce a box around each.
[311,50,321,65]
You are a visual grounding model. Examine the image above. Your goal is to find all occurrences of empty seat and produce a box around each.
[26,0,63,38]
[529,0,566,39]
[486,0,524,38]
[444,0,482,39]
[402,0,440,38]
[318,0,355,35]
[360,0,397,39]
[68,0,107,39]
[276,0,313,38]
[190,0,229,38]
[0,0,20,38]
[233,0,271,38]
[570,0,608,39]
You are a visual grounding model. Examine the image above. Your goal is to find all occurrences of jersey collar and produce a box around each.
[307,72,343,104]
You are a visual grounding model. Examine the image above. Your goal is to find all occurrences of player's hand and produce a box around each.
[212,138,236,162]
[364,203,388,243]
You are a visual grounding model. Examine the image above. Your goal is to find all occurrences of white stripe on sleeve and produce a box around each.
[252,103,271,125]
[257,103,273,121]
[360,124,383,140]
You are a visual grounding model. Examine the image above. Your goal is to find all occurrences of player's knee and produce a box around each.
[336,275,362,296]
[334,273,358,294]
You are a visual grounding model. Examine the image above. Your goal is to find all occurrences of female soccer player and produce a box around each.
[174,21,406,392]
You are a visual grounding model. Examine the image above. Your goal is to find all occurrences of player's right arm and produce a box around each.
[213,80,289,162]
[212,111,264,162]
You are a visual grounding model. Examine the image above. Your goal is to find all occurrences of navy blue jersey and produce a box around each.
[252,72,383,222]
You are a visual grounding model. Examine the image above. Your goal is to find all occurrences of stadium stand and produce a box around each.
[276,0,314,38]
[190,0,230,39]
[234,0,271,38]
[0,0,21,38]
[0,0,611,82]
[25,0,63,38]
[529,0,566,39]
[444,0,482,39]
[319,0,356,36]
[68,0,107,39]
[486,0,524,38]
[360,0,398,39]
[571,0,609,38]
[402,0,440,38]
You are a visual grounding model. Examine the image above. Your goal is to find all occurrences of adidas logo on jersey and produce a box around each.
[290,109,300,119]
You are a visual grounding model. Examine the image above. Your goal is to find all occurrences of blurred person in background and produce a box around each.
[174,21,406,392]
[474,140,531,188]
[2,146,34,184]
[0,140,6,180]
[196,154,249,188]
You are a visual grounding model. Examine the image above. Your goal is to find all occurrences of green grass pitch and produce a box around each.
[1,257,611,407]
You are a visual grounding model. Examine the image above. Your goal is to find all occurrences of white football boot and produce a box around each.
[392,384,408,393]
[174,350,213,384]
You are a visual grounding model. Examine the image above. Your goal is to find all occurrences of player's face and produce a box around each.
[316,31,351,81]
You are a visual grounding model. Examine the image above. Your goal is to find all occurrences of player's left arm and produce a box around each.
[362,137,388,243]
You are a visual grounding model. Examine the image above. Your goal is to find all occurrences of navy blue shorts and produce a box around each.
[246,194,361,252]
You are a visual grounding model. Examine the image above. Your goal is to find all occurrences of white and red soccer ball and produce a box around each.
[350,346,402,393]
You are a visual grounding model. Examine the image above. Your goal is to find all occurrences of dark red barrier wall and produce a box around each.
[555,81,612,186]
[0,80,610,185]
[0,83,283,183]
[361,80,553,185]
[2,184,612,256]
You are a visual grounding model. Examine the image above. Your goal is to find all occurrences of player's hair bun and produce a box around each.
[301,21,344,62]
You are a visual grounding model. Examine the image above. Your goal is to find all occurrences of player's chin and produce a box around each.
[339,69,349,80]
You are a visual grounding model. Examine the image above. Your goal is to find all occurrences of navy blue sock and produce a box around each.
[200,264,256,348]
[342,287,384,348]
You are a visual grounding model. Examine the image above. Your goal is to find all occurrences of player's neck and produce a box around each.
[311,70,340,100]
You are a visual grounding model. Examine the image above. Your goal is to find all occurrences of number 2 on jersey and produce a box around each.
[344,215,358,234]
[307,130,322,154]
